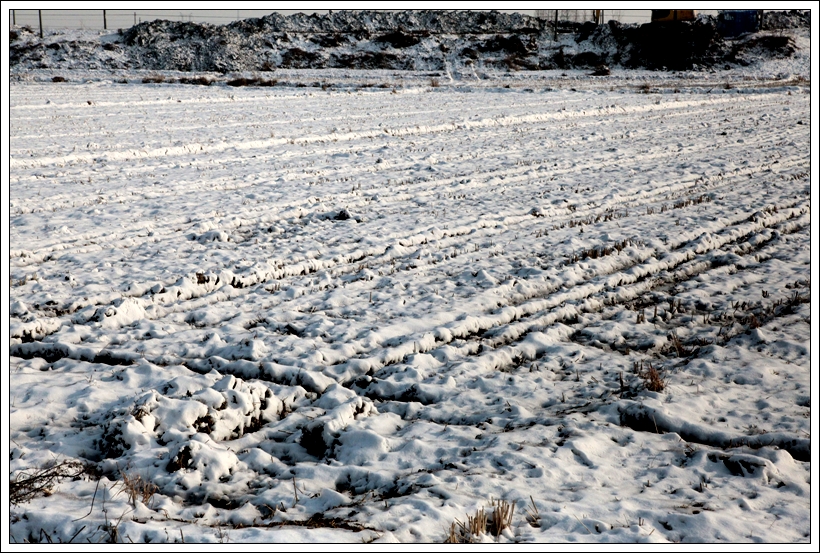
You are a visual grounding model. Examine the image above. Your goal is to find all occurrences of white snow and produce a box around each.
[5,21,817,546]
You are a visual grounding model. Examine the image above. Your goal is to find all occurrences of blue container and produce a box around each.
[717,10,761,38]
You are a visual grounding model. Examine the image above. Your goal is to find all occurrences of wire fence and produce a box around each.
[9,10,280,31]
[534,10,652,24]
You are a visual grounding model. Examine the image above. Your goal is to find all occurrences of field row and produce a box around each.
[9,82,811,543]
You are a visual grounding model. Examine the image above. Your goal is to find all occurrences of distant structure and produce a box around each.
[717,10,763,37]
[535,9,625,23]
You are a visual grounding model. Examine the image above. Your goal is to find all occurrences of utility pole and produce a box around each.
[39,10,43,38]
[103,10,107,30]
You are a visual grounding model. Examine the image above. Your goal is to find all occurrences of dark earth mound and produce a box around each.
[762,9,810,30]
[10,10,808,74]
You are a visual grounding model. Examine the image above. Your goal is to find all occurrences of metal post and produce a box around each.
[39,10,43,38]
[554,10,558,41]
[12,9,15,26]
[134,12,137,25]
[103,10,107,29]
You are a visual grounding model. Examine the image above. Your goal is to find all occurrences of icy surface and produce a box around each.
[6,20,816,545]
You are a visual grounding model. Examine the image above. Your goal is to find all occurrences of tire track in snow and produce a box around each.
[11,120,806,278]
[10,151,807,348]
[15,192,806,379]
[11,85,809,378]
[10,94,762,170]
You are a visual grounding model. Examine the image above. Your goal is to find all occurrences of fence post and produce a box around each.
[12,9,15,26]
[554,10,558,41]
[103,10,107,29]
[39,10,43,38]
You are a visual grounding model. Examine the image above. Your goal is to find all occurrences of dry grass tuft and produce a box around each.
[489,499,515,536]
[178,76,213,86]
[226,77,255,87]
[748,313,761,329]
[10,460,86,505]
[525,496,540,527]
[468,508,488,536]
[116,470,158,507]
[227,76,278,87]
[639,362,666,392]
[445,521,461,543]
[673,194,711,210]
[141,74,166,84]
[669,334,693,357]
[445,508,487,543]
[445,499,516,542]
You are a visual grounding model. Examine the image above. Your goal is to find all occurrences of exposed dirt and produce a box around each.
[9,10,809,73]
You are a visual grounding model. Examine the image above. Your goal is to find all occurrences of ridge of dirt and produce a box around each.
[9,10,809,73]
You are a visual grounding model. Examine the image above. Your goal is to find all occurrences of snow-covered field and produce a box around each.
[6,56,815,544]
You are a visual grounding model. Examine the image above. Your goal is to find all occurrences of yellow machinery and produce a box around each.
[651,10,697,23]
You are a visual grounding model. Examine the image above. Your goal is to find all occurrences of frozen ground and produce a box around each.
[5,31,816,545]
